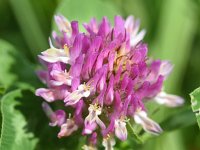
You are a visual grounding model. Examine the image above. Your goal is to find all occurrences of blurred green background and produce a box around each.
[0,0,200,149]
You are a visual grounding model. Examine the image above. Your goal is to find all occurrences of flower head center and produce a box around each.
[89,103,101,114]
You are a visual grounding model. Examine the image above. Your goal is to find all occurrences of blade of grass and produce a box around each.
[9,0,48,59]
[141,0,197,149]
[150,0,197,93]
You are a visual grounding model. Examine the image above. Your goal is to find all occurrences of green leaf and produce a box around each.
[0,89,38,150]
[0,39,40,89]
[0,86,5,96]
[160,107,196,131]
[0,90,85,150]
[54,0,121,31]
[143,130,186,150]
[190,87,200,128]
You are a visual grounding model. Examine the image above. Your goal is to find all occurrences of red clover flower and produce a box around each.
[35,15,184,149]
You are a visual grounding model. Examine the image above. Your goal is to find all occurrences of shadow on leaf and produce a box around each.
[15,90,84,150]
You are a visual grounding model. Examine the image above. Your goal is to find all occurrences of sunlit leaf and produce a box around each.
[190,87,200,128]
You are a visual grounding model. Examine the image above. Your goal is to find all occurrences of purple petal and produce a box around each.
[74,99,84,125]
[131,44,147,63]
[83,122,97,135]
[69,34,83,63]
[36,88,67,102]
[122,95,131,115]
[42,102,66,127]
[134,110,162,135]
[146,60,161,82]
[154,91,184,107]
[58,119,78,138]
[94,51,105,72]
[114,91,123,111]
[125,79,134,96]
[71,21,79,38]
[114,65,122,84]
[54,110,66,126]
[83,18,98,35]
[108,51,116,72]
[54,15,71,32]
[124,16,134,33]
[69,54,84,77]
[81,52,98,80]
[102,116,115,137]
[97,65,108,92]
[89,132,97,145]
[71,77,80,91]
[105,75,114,105]
[97,17,110,37]
[142,75,164,98]
[121,73,129,90]
[115,120,127,141]
[36,70,48,84]
[113,16,125,38]
[159,61,174,79]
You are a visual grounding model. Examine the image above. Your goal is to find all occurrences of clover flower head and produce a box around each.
[36,15,184,149]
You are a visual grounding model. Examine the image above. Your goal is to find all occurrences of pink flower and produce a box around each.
[58,119,78,138]
[114,119,127,141]
[42,102,66,126]
[35,15,184,149]
[64,84,91,106]
[134,109,163,135]
[83,103,106,134]
[38,39,70,64]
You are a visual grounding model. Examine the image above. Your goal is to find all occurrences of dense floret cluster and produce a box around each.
[36,15,183,149]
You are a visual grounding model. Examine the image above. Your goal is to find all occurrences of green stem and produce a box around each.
[127,121,144,144]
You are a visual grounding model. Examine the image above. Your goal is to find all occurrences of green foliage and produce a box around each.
[54,0,121,31]
[151,0,197,93]
[0,39,39,89]
[0,88,86,150]
[190,87,200,128]
[9,0,48,57]
[0,90,38,150]
[160,107,196,131]
[0,86,5,96]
